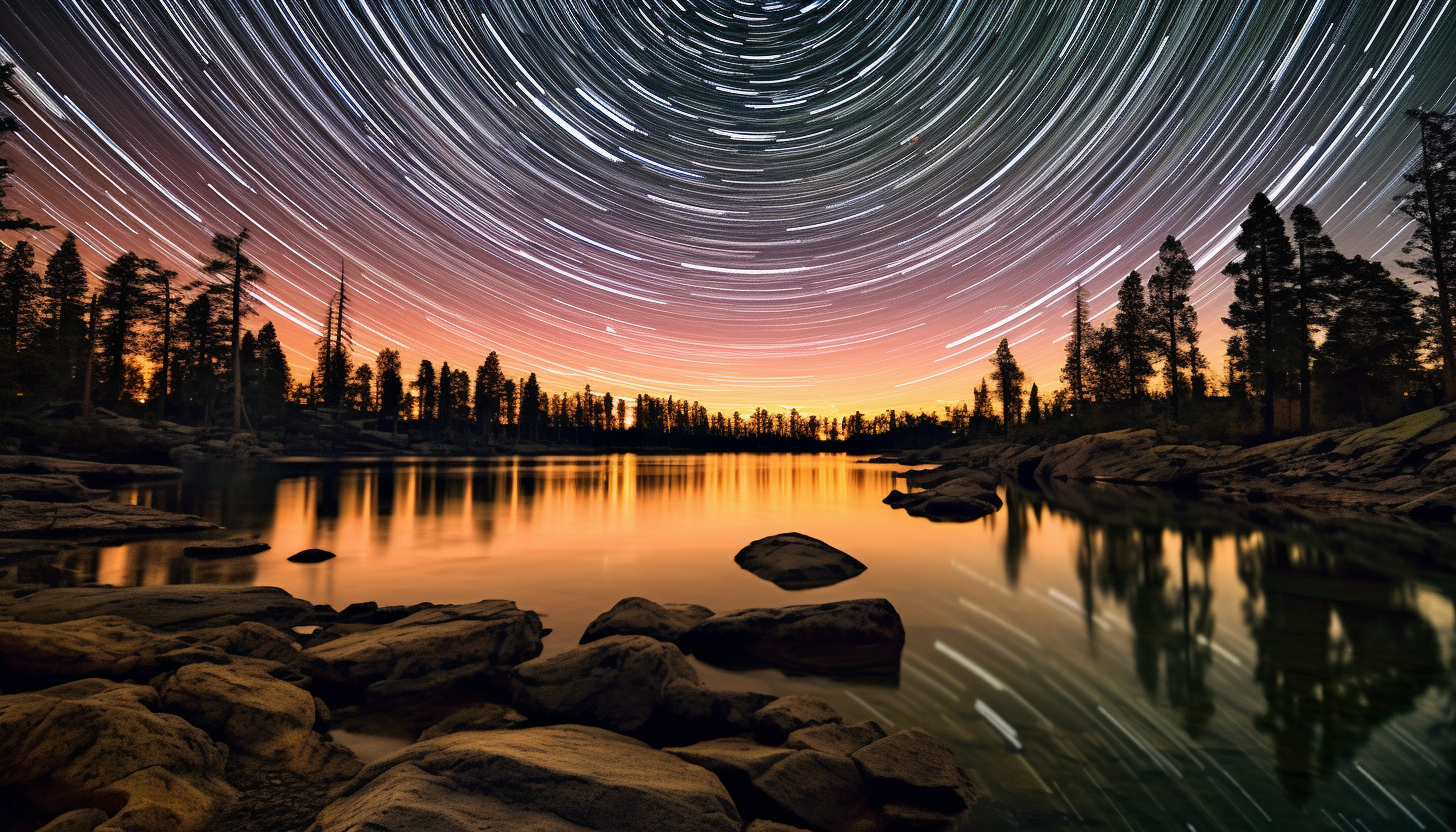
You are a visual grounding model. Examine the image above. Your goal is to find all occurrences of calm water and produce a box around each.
[6,453,1456,831]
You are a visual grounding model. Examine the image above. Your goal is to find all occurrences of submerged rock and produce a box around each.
[688,599,905,678]
[579,596,714,645]
[733,532,867,589]
[310,725,742,832]
[183,538,270,559]
[303,599,543,701]
[0,679,235,832]
[288,548,336,563]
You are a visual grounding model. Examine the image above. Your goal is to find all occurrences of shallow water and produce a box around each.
[7,453,1456,831]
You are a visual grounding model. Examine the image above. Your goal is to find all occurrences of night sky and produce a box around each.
[1,1,1452,415]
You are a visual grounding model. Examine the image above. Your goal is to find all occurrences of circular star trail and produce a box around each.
[0,1,1452,414]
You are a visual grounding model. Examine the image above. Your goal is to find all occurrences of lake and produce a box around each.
[6,453,1454,831]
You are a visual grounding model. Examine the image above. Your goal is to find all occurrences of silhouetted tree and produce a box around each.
[1398,109,1456,400]
[172,291,230,421]
[1146,236,1198,417]
[414,360,436,422]
[376,348,403,430]
[1086,324,1124,403]
[1061,281,1090,411]
[0,239,38,353]
[1315,257,1423,423]
[1026,382,1041,424]
[200,229,265,429]
[1290,205,1341,431]
[346,363,373,412]
[250,321,291,421]
[316,264,350,407]
[990,338,1025,432]
[145,265,180,416]
[42,233,89,389]
[96,252,158,404]
[519,373,540,440]
[1113,270,1153,401]
[1223,193,1296,438]
[474,351,505,439]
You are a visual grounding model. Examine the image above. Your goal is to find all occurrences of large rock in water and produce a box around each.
[852,728,977,821]
[511,635,775,745]
[688,599,905,677]
[883,470,1002,522]
[0,679,234,832]
[0,586,315,631]
[309,725,742,832]
[157,661,360,779]
[579,596,714,645]
[303,600,543,700]
[734,533,867,589]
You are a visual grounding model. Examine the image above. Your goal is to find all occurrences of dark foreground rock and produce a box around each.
[0,499,215,536]
[0,585,317,631]
[0,678,235,832]
[734,532,867,589]
[511,634,775,745]
[309,725,743,832]
[579,596,714,645]
[883,469,1002,522]
[289,548,336,563]
[303,599,543,701]
[688,598,906,677]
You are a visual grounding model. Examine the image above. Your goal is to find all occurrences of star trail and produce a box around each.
[0,1,1452,414]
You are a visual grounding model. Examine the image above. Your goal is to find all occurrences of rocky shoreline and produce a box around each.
[880,401,1456,525]
[1,584,972,832]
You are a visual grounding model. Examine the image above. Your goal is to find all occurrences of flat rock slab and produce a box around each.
[734,533,867,590]
[311,725,742,832]
[304,600,543,700]
[0,455,183,485]
[688,599,906,678]
[0,473,104,503]
[0,585,316,631]
[0,499,215,537]
[182,539,270,559]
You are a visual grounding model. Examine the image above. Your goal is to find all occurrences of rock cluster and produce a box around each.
[0,585,974,832]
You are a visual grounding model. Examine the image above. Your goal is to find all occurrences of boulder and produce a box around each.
[783,721,886,757]
[289,548,336,563]
[157,662,360,778]
[665,738,873,832]
[304,600,543,700]
[851,729,976,816]
[688,599,905,677]
[0,679,234,832]
[0,585,316,631]
[511,635,774,745]
[883,470,1002,522]
[310,725,741,832]
[0,616,186,690]
[0,500,215,537]
[579,596,714,645]
[752,695,843,746]
[734,533,867,589]
[418,702,530,740]
[182,538,270,559]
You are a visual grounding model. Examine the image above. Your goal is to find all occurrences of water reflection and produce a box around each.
[5,455,1455,830]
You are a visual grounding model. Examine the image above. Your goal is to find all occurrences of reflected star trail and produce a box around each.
[0,1,1452,413]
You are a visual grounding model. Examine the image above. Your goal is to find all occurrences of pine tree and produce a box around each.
[1027,382,1041,425]
[1222,193,1296,438]
[1145,236,1197,416]
[1397,109,1456,399]
[438,361,455,427]
[519,373,540,440]
[252,321,291,421]
[414,360,436,422]
[97,252,159,404]
[1113,270,1153,401]
[1061,281,1090,411]
[1289,205,1341,431]
[475,351,505,438]
[0,239,39,353]
[1086,324,1124,403]
[990,338,1025,433]
[173,291,230,421]
[43,234,89,375]
[971,377,994,422]
[376,348,403,430]
[200,229,265,429]
[316,263,350,407]
[1315,257,1423,423]
[146,265,180,416]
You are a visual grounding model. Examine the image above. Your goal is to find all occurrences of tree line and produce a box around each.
[1,55,1451,447]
